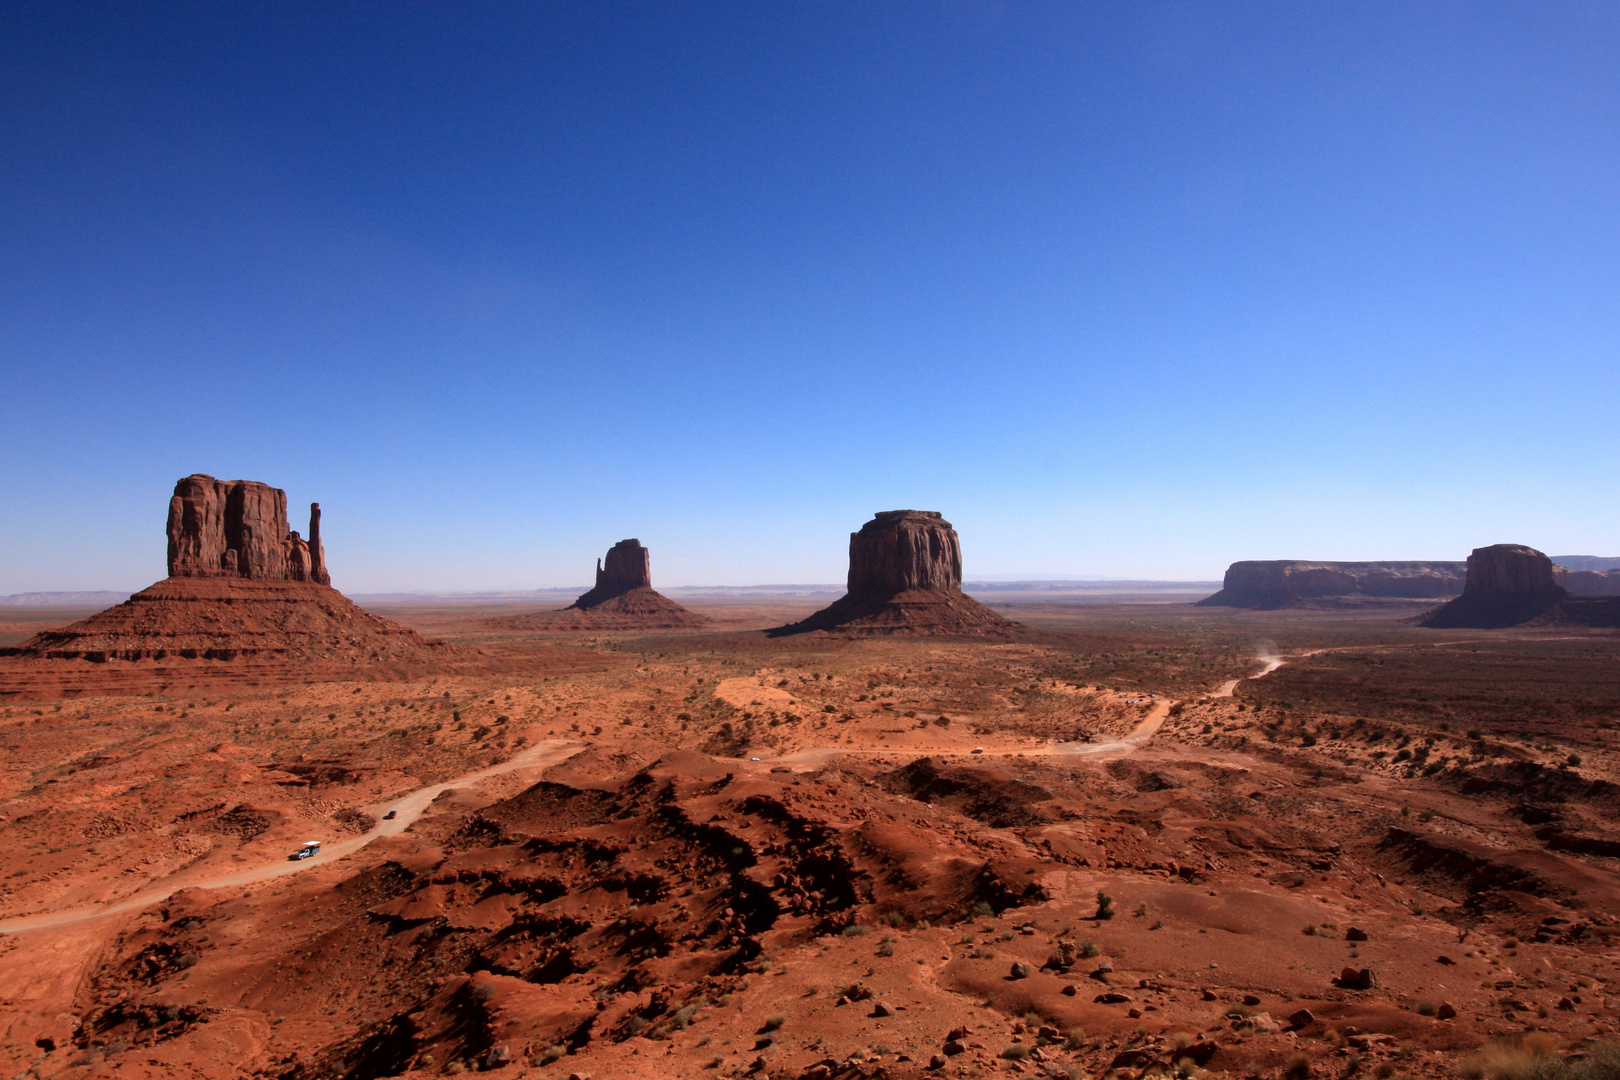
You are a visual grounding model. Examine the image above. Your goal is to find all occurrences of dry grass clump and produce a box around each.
[1461,1036,1620,1080]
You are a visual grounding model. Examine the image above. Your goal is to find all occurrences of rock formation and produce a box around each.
[1422,545,1570,628]
[1558,569,1620,598]
[166,475,329,584]
[488,539,709,631]
[1419,544,1620,628]
[1199,561,1467,609]
[573,539,654,607]
[770,510,1016,636]
[1,475,456,682]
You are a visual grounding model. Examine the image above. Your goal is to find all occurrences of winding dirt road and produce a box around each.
[0,738,584,935]
[1,652,1300,935]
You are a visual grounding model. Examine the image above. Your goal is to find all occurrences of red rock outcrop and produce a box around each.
[0,475,458,683]
[1422,544,1570,628]
[1199,561,1466,609]
[1561,570,1620,597]
[488,540,708,631]
[771,510,1016,636]
[166,474,328,584]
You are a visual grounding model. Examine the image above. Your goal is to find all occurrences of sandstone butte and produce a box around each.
[1198,560,1467,609]
[1418,543,1613,629]
[488,539,709,631]
[0,475,458,691]
[770,510,1017,636]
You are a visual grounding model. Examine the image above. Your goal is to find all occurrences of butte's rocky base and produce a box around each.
[772,510,1016,636]
[490,539,709,630]
[0,475,457,694]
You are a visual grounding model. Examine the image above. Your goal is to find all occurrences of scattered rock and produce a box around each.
[871,1001,894,1017]
[943,1040,967,1057]
[1437,1003,1458,1020]
[929,1055,946,1070]
[1242,994,1263,1006]
[1288,1008,1317,1029]
[1345,926,1368,941]
[1095,992,1133,1004]
[1335,967,1376,990]
[1348,1034,1395,1051]
[1010,962,1032,980]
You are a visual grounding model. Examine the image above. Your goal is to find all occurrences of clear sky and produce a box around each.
[3,2,1617,592]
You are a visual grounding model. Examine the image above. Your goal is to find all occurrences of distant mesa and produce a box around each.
[1198,560,1466,610]
[0,475,457,688]
[1422,544,1620,628]
[488,539,709,631]
[769,510,1018,637]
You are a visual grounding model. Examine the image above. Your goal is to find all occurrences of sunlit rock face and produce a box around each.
[166,474,328,585]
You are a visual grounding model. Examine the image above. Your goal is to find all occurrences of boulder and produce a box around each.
[770,511,1017,636]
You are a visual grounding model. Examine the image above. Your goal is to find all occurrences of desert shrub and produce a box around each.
[1568,754,1583,767]
[1303,924,1318,935]
[1095,891,1115,920]
[1284,1052,1313,1080]
[841,924,870,937]
[1459,1033,1578,1080]
[1415,1001,1438,1016]
[934,715,950,726]
[760,1014,784,1033]
[970,900,995,918]
[1001,1043,1032,1061]
[876,940,894,957]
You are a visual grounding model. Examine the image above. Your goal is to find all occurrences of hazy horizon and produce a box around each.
[4,4,1616,592]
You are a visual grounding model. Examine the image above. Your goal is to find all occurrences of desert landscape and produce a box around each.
[1,484,1617,1080]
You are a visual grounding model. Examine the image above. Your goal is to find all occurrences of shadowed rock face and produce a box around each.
[166,475,328,584]
[571,540,654,608]
[540,539,707,627]
[771,511,1015,636]
[1423,544,1570,628]
[1463,544,1562,596]
[1199,561,1466,609]
[847,510,963,595]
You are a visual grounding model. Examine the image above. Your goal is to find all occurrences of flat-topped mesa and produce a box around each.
[1199,560,1466,609]
[166,475,330,584]
[847,510,963,597]
[770,510,1016,636]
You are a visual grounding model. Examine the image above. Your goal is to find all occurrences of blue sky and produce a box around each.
[2,2,1617,592]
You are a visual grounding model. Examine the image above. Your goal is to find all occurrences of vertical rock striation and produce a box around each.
[1,474,460,676]
[1422,544,1570,627]
[165,475,330,584]
[771,511,1015,636]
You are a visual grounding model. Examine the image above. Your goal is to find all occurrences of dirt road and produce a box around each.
[0,738,584,935]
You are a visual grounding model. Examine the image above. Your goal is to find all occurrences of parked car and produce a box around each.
[288,840,321,861]
[382,810,397,820]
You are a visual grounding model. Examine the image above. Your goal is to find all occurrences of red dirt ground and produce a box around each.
[1,599,1616,1080]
